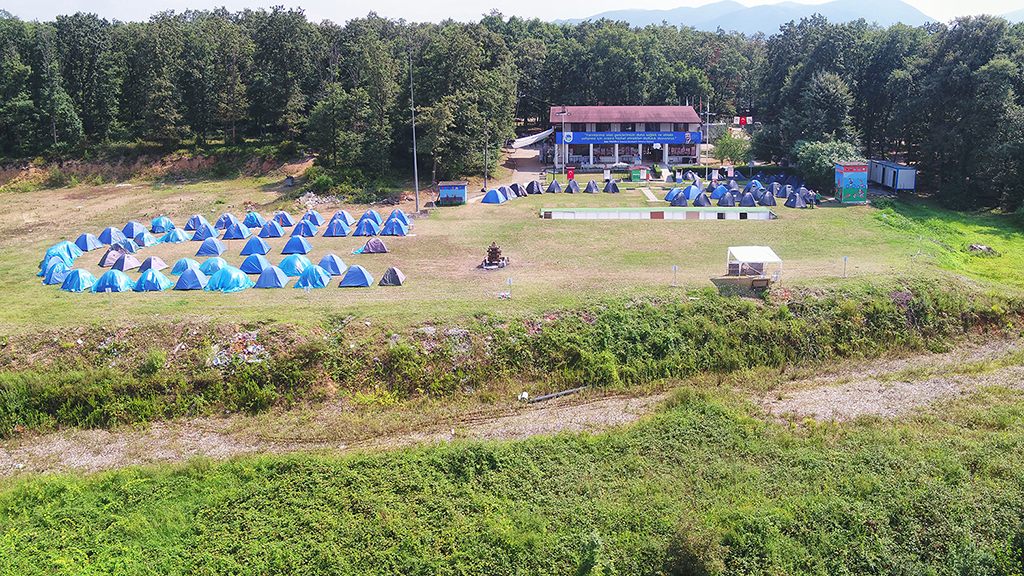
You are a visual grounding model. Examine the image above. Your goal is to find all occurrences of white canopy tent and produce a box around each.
[727,246,782,279]
[512,128,554,149]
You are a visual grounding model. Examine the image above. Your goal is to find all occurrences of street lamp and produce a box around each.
[555,105,570,182]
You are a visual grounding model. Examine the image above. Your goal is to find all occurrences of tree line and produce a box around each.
[1,9,1022,209]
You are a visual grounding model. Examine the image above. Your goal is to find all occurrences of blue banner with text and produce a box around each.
[556,131,701,145]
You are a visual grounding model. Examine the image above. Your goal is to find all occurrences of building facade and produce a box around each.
[549,106,702,169]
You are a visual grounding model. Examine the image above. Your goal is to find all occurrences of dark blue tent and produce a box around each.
[254,266,290,288]
[199,257,230,275]
[359,210,383,225]
[259,220,285,238]
[302,210,326,226]
[281,236,312,254]
[339,265,374,287]
[526,180,543,194]
[498,185,514,200]
[718,191,736,207]
[160,229,189,243]
[92,269,135,293]
[683,185,703,200]
[240,236,271,255]
[332,210,356,226]
[139,256,169,273]
[60,269,97,292]
[759,190,777,206]
[170,258,200,275]
[240,254,272,274]
[565,180,581,194]
[184,214,211,231]
[291,220,318,237]
[222,222,252,240]
[778,185,793,199]
[122,221,147,239]
[691,193,712,207]
[206,266,254,293]
[481,189,508,204]
[75,233,104,252]
[243,212,267,228]
[279,254,312,277]
[584,180,600,194]
[664,187,683,202]
[603,181,620,193]
[670,194,688,207]
[191,223,219,241]
[784,190,808,208]
[294,265,332,289]
[739,192,757,207]
[196,237,227,256]
[215,213,240,230]
[134,269,173,292]
[322,218,351,237]
[173,268,208,290]
[380,219,408,236]
[273,211,296,227]
[318,254,347,276]
[151,216,175,233]
[98,227,127,245]
[545,180,562,194]
[353,219,381,236]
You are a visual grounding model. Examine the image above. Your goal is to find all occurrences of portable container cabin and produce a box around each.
[834,162,868,203]
[438,181,468,206]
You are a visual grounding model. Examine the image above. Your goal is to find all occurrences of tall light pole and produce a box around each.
[555,105,570,182]
[483,119,489,191]
[409,52,419,212]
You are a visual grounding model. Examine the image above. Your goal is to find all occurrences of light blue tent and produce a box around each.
[340,265,374,287]
[122,221,147,239]
[380,219,408,236]
[151,216,175,233]
[45,241,83,265]
[352,219,381,236]
[91,269,135,293]
[259,220,285,238]
[215,213,240,230]
[222,222,252,240]
[99,227,127,245]
[386,209,410,226]
[282,236,313,254]
[42,261,71,285]
[279,254,312,277]
[196,237,227,256]
[291,220,318,237]
[273,211,296,227]
[206,266,254,293]
[664,187,683,202]
[39,255,66,277]
[134,231,161,247]
[332,210,356,226]
[75,233,104,252]
[114,238,139,254]
[240,236,271,255]
[482,189,507,204]
[191,223,219,241]
[743,179,763,193]
[683,185,703,200]
[199,257,230,275]
[710,185,729,199]
[294,265,332,289]
[301,210,326,226]
[134,269,173,292]
[184,214,211,231]
[139,256,169,273]
[318,254,347,276]
[243,212,267,228]
[359,210,383,225]
[173,268,208,290]
[60,269,97,292]
[170,258,201,275]
[254,266,290,288]
[322,218,351,237]
[160,229,189,243]
[240,254,272,274]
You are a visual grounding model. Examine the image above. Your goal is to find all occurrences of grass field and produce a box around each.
[5,177,1022,333]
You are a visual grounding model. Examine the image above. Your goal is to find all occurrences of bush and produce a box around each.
[714,130,752,165]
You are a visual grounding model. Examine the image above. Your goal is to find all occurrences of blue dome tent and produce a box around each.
[565,180,581,194]
[134,231,161,247]
[114,238,139,254]
[759,191,777,206]
[718,191,736,206]
[739,192,757,207]
[42,261,71,285]
[122,221,147,239]
[60,269,97,292]
[352,219,381,236]
[273,211,296,227]
[545,180,562,194]
[206,266,254,293]
[151,216,175,233]
[683,185,703,200]
[173,268,208,290]
[196,237,227,256]
[184,214,211,231]
[664,187,682,202]
[318,254,347,276]
[294,265,332,289]
[281,236,312,254]
[39,255,66,276]
[222,222,252,240]
[603,181,620,194]
[380,219,408,236]
[240,254,272,274]
[45,241,83,265]
[332,210,356,226]
[190,223,218,241]
[98,227,127,245]
[259,220,285,238]
[481,189,508,204]
[160,229,189,243]
[215,213,240,230]
[710,185,729,199]
[199,257,230,275]
[75,233,104,252]
[322,218,351,237]
[583,180,600,194]
[134,269,173,292]
[91,269,135,293]
[279,254,312,277]
[243,212,266,228]
[240,236,271,255]
[170,258,201,275]
[691,193,712,207]
[254,266,290,288]
[386,209,410,226]
[302,210,326,226]
[291,220,318,237]
[339,265,374,287]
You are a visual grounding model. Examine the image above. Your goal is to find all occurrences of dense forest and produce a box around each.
[1,9,1023,209]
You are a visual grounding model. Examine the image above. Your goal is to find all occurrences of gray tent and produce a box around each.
[498,185,515,200]
[718,191,736,206]
[545,180,562,194]
[509,183,524,197]
[526,180,543,194]
[778,185,793,199]
[98,246,128,267]
[739,192,757,207]
[379,266,406,286]
[361,237,389,253]
[691,193,712,207]
[727,179,740,192]
[584,179,600,194]
[565,180,581,194]
[603,180,620,193]
[759,190,777,206]
[784,191,807,208]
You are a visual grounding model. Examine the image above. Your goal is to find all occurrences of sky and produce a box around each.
[2,0,1021,27]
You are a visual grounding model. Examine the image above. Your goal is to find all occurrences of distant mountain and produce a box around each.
[1004,8,1024,23]
[557,0,936,35]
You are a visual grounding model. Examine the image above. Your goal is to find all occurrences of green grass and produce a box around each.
[4,387,1024,575]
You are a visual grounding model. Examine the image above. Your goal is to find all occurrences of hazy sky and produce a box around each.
[2,0,1021,27]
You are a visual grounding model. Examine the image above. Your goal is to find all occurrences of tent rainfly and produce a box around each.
[161,229,189,243]
[545,180,562,194]
[726,246,783,279]
[282,235,313,254]
[511,128,554,148]
[603,180,620,194]
[352,238,388,254]
[565,180,581,194]
[254,266,290,288]
[584,180,600,194]
[240,236,271,256]
[379,267,406,286]
[151,216,175,233]
[526,180,543,194]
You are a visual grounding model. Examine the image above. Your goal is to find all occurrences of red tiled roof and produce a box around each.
[549,105,701,124]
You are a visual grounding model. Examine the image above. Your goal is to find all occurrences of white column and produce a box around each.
[589,144,594,167]
[639,143,643,164]
[614,144,619,164]
[663,144,668,164]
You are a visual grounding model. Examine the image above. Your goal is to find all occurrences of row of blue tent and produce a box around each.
[483,178,621,203]
[663,180,816,209]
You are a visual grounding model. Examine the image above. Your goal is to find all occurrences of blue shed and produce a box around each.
[438,180,468,206]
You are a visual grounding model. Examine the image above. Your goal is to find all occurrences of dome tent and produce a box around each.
[710,185,729,200]
[379,267,406,286]
[279,254,312,277]
[240,236,271,256]
[332,210,356,226]
[739,192,757,207]
[43,261,71,285]
[291,220,318,237]
[302,210,326,226]
[273,211,296,227]
[112,253,142,272]
[215,213,240,230]
[509,183,525,197]
[195,237,227,256]
[139,256,169,273]
[282,235,313,254]
[380,219,408,236]
[386,209,410,227]
[352,237,388,254]
[190,223,219,241]
[240,254,272,274]
[718,191,736,207]
[199,257,230,275]
[60,269,97,292]
[170,258,200,275]
[122,221,147,239]
[184,214,210,231]
[222,222,252,240]
[670,194,688,207]
[259,220,285,238]
[206,266,255,293]
[784,190,808,208]
[98,227,127,245]
[498,185,514,200]
[584,179,600,194]
[339,265,374,287]
[254,266,290,288]
[565,180,581,194]
[664,187,683,202]
[45,241,83,265]
[544,180,562,194]
[322,218,351,237]
[759,191,777,206]
[294,265,332,289]
[98,246,129,267]
[91,269,135,293]
[38,255,66,277]
[603,180,620,194]
[134,231,161,247]
[114,238,139,254]
[75,233,104,252]
[691,193,712,207]
[526,180,543,194]
[160,229,189,243]
[683,185,703,201]
[353,219,381,236]
[173,268,208,290]
[482,189,508,204]
[359,210,383,226]
[151,216,175,233]
[318,254,347,276]
[134,269,173,292]
[243,212,267,228]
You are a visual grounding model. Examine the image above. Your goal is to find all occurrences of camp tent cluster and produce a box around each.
[41,210,408,294]
[482,177,622,204]
[660,172,816,209]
